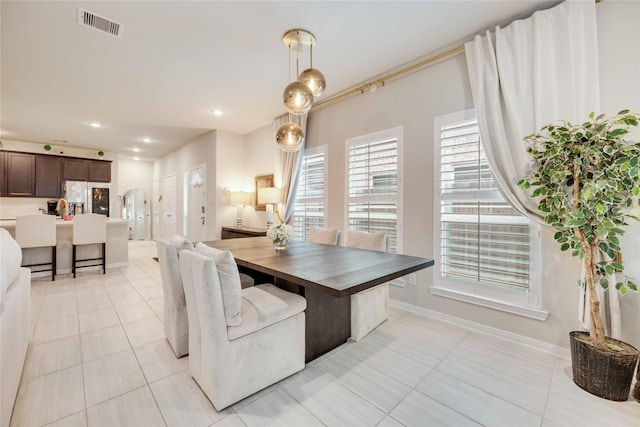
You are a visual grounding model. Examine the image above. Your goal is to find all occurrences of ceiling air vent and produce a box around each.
[77,8,123,38]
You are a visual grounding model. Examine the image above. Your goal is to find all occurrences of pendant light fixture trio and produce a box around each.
[276,28,326,152]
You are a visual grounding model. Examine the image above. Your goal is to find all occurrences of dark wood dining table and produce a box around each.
[203,237,434,362]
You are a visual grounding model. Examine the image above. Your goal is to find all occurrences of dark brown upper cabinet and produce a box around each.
[6,152,35,197]
[88,160,111,183]
[35,155,62,198]
[62,157,88,181]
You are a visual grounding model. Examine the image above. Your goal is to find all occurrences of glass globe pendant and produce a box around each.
[283,81,313,115]
[299,68,326,98]
[276,122,304,152]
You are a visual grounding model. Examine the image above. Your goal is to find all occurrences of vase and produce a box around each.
[273,240,287,250]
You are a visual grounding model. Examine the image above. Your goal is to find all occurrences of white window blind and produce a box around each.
[346,127,402,253]
[438,115,531,289]
[293,146,327,241]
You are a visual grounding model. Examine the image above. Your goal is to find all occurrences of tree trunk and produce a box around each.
[586,243,606,346]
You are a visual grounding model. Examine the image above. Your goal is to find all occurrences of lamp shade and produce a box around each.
[258,187,282,205]
[229,191,251,205]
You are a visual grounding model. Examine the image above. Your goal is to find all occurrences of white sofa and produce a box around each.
[0,228,31,427]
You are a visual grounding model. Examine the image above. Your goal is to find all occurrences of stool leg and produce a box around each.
[102,242,106,275]
[52,245,57,281]
[72,244,76,278]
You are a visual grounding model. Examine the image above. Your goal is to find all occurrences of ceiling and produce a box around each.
[1,1,556,161]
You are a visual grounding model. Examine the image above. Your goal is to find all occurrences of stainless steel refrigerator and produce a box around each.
[65,181,112,217]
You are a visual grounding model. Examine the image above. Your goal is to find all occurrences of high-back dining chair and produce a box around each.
[72,213,106,278]
[15,214,57,281]
[344,230,390,341]
[308,227,340,245]
[156,238,191,357]
[179,249,306,410]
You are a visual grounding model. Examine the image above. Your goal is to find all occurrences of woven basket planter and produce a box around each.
[570,331,639,401]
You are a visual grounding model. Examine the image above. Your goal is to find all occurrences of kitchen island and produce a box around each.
[0,217,129,277]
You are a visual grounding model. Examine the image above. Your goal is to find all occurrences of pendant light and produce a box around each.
[278,28,326,152]
[276,118,304,152]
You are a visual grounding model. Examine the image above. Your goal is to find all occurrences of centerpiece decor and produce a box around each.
[267,223,293,250]
[518,110,640,401]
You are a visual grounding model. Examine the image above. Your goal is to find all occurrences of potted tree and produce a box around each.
[519,110,640,401]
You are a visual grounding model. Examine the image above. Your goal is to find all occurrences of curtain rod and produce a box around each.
[272,42,467,120]
[310,44,465,112]
[310,0,599,112]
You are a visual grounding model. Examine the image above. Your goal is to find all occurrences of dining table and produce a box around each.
[203,236,435,362]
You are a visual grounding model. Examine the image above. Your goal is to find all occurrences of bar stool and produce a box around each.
[15,214,57,281]
[72,214,107,278]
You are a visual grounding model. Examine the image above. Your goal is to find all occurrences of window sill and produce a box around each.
[429,286,549,321]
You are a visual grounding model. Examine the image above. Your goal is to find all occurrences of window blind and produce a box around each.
[347,137,399,253]
[439,118,531,289]
[293,150,326,241]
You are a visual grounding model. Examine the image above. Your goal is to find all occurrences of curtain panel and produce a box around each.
[464,0,620,337]
[273,113,308,224]
[464,0,600,221]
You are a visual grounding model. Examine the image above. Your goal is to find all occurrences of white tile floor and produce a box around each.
[11,240,640,427]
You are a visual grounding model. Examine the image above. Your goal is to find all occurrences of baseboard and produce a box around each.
[390,299,571,360]
[31,262,129,278]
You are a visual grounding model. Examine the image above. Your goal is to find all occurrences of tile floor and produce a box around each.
[11,240,640,426]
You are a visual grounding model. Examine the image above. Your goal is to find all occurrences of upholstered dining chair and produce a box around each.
[179,249,306,411]
[308,227,340,245]
[156,237,191,357]
[344,230,390,341]
[15,214,57,281]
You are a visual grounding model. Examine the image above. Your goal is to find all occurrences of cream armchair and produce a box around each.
[179,250,306,411]
[156,238,190,357]
[345,230,390,341]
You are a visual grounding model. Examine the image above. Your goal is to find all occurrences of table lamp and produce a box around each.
[258,187,282,227]
[229,191,251,227]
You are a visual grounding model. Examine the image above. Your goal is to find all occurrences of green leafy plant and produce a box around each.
[518,110,640,348]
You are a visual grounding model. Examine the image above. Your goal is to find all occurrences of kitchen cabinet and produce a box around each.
[0,151,112,198]
[62,157,88,181]
[88,160,111,182]
[5,152,35,197]
[35,155,62,198]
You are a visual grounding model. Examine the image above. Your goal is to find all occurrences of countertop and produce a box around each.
[0,218,128,228]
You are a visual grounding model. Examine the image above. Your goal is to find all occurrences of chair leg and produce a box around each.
[72,244,76,278]
[102,242,106,275]
[52,245,57,281]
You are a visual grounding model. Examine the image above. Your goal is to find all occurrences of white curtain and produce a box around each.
[465,0,600,221]
[465,0,620,337]
[273,113,307,224]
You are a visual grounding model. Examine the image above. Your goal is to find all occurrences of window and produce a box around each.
[346,127,402,254]
[292,145,327,241]
[433,110,546,320]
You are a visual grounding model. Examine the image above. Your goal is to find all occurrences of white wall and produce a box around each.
[214,130,247,240]
[298,1,640,349]
[240,125,277,228]
[153,131,217,240]
[117,158,153,196]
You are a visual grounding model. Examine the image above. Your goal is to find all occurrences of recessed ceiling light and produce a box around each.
[211,109,223,116]
[143,137,151,143]
[133,148,140,152]
[90,122,102,128]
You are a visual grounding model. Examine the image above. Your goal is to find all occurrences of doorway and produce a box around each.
[122,188,151,240]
